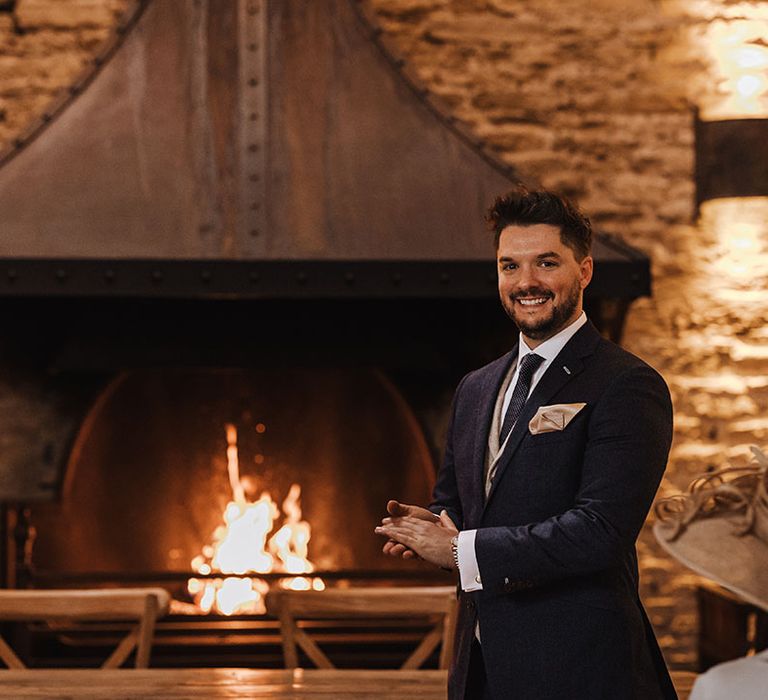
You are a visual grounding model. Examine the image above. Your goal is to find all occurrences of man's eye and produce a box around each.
[502,264,517,271]
[540,260,557,268]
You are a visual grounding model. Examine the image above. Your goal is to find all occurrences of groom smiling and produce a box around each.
[376,186,677,700]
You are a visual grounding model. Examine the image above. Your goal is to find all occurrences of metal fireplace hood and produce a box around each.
[0,0,649,300]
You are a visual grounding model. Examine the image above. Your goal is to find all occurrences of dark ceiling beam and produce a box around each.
[0,234,648,301]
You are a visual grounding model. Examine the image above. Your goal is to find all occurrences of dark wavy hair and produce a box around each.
[486,185,592,261]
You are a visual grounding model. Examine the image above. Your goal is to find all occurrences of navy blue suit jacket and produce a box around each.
[432,321,676,699]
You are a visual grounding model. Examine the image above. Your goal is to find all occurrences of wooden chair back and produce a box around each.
[266,586,457,670]
[0,588,170,669]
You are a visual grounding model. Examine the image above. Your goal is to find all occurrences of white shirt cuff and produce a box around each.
[457,529,483,591]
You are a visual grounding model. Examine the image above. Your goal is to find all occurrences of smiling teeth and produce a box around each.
[518,298,548,305]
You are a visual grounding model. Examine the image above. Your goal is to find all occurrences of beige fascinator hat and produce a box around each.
[653,446,768,613]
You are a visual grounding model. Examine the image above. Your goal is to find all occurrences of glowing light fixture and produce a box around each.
[694,14,768,212]
[697,18,768,120]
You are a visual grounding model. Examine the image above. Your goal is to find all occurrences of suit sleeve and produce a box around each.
[428,374,469,530]
[474,364,673,589]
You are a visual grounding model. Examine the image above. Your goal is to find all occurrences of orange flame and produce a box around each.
[187,424,324,615]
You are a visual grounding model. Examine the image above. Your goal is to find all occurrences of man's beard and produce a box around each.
[502,278,582,340]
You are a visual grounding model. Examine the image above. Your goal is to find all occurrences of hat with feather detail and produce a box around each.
[653,446,768,613]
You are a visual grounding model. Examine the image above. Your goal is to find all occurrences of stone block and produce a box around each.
[16,0,122,29]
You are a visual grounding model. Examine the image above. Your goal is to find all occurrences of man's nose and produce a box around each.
[517,264,539,289]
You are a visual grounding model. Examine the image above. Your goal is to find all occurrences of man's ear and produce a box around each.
[579,256,593,289]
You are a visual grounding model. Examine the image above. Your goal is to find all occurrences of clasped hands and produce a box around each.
[375,499,458,571]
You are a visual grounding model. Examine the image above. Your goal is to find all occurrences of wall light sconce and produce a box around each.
[691,16,768,215]
[694,112,768,214]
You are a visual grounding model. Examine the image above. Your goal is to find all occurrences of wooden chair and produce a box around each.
[266,586,457,670]
[0,588,170,669]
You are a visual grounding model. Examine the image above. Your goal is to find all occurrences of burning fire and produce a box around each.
[187,424,324,615]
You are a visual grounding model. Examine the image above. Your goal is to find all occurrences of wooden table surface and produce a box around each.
[0,668,698,699]
[0,668,448,699]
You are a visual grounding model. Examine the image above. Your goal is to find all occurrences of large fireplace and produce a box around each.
[0,0,650,667]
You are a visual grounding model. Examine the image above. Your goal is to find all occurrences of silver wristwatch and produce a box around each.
[450,534,460,571]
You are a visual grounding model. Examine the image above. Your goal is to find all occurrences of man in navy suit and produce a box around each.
[376,187,676,699]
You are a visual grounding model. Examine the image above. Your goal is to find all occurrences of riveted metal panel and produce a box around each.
[238,0,269,254]
[0,0,515,260]
[0,232,649,300]
[0,0,649,284]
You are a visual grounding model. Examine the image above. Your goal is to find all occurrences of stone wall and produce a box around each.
[2,0,767,671]
[0,0,129,149]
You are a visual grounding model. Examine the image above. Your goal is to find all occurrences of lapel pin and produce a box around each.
[563,366,571,375]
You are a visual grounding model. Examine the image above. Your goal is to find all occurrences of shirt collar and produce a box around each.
[517,311,587,364]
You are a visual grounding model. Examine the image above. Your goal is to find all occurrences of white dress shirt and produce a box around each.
[456,312,588,593]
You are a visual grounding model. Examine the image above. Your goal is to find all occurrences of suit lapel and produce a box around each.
[483,322,601,511]
[469,350,516,522]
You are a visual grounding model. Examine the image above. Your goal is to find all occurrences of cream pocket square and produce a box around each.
[529,403,586,434]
